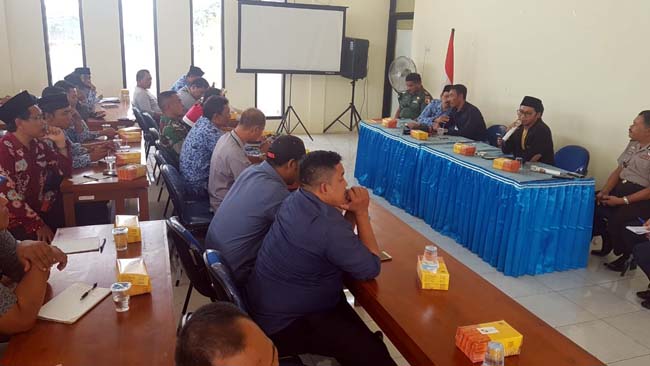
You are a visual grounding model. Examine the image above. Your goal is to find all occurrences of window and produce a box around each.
[191,0,223,88]
[119,0,158,94]
[41,0,85,84]
[255,0,285,118]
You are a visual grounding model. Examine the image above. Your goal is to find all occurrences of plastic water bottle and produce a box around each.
[422,245,439,272]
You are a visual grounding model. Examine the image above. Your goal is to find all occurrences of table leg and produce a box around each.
[138,188,150,220]
[63,193,76,227]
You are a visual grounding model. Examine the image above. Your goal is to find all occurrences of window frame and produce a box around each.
[118,0,161,93]
[189,0,226,89]
[40,0,87,86]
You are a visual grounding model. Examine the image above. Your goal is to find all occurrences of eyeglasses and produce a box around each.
[516,109,535,117]
[27,114,44,121]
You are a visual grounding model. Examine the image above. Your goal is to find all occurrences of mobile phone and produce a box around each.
[379,251,392,262]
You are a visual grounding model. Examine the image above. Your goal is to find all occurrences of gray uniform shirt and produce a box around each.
[177,86,198,113]
[208,131,251,211]
[617,141,650,187]
[132,86,161,115]
[0,230,25,316]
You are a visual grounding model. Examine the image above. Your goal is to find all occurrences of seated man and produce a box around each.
[180,96,232,198]
[132,69,161,118]
[446,84,487,141]
[52,81,116,142]
[0,91,72,242]
[209,108,266,212]
[176,302,285,366]
[158,91,190,159]
[204,135,306,287]
[394,73,431,120]
[592,111,650,257]
[63,71,105,121]
[178,78,210,112]
[183,87,222,127]
[408,84,452,132]
[246,151,395,366]
[39,92,109,169]
[633,240,650,309]
[171,65,204,92]
[498,96,554,164]
[0,181,68,335]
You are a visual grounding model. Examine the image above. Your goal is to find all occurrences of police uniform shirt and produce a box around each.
[618,141,650,187]
[398,90,431,119]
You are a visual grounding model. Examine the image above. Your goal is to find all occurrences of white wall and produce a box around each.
[0,0,389,134]
[412,0,650,187]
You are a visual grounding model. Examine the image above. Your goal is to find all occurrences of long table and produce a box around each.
[0,220,176,366]
[61,137,150,226]
[87,102,136,131]
[355,121,595,276]
[346,202,604,366]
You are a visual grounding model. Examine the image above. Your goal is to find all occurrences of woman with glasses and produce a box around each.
[498,96,554,165]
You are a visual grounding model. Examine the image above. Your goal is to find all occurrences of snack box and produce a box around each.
[455,320,523,363]
[416,256,449,290]
[117,126,142,142]
[381,118,397,128]
[117,164,146,181]
[410,129,429,140]
[117,257,151,296]
[493,158,521,172]
[452,143,477,156]
[115,151,141,166]
[114,214,142,243]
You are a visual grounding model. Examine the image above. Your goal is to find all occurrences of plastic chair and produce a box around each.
[554,145,590,175]
[203,249,247,311]
[141,112,159,157]
[160,164,212,234]
[166,216,217,315]
[486,124,507,147]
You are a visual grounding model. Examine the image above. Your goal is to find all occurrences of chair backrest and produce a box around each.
[148,127,160,142]
[166,217,216,299]
[160,164,187,216]
[554,145,590,175]
[203,249,247,311]
[486,124,507,147]
[132,107,147,130]
[156,144,179,170]
[142,112,159,131]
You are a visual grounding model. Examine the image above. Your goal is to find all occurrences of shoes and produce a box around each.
[637,290,650,300]
[642,300,650,310]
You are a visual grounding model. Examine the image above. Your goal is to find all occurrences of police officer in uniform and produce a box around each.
[394,73,431,120]
[592,111,650,257]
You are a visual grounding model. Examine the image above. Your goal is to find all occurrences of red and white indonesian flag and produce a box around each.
[444,28,455,85]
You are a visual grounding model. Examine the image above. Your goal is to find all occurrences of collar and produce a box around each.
[230,130,245,149]
[259,161,284,184]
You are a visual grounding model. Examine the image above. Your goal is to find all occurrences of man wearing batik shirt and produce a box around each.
[158,91,190,159]
[63,72,105,121]
[53,81,116,142]
[74,67,100,107]
[0,91,72,243]
[171,65,205,92]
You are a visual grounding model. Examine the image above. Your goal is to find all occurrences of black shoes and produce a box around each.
[605,256,637,275]
[642,300,650,310]
[637,290,650,300]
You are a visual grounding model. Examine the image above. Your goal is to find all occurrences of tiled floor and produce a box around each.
[146,132,650,366]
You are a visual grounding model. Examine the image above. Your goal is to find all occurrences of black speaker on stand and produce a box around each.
[324,37,369,133]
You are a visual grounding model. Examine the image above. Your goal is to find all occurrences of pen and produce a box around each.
[83,175,99,181]
[80,283,98,301]
[638,217,646,225]
[99,238,106,253]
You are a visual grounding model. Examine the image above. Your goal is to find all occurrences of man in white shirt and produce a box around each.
[132,69,161,118]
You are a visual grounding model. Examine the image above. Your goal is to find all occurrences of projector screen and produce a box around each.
[238,1,346,74]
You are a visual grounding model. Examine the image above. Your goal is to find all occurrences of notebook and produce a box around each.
[38,282,110,324]
[626,226,650,235]
[52,236,101,254]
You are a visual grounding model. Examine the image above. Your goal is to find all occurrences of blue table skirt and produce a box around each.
[355,122,595,276]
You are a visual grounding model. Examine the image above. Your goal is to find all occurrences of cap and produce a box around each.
[520,96,544,114]
[41,86,66,97]
[74,67,91,75]
[266,135,306,166]
[38,93,70,113]
[0,91,38,128]
[64,72,84,87]
[187,65,205,77]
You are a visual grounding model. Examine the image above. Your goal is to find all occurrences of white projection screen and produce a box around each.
[238,1,346,74]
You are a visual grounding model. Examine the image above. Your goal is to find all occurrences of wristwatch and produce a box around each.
[623,196,630,205]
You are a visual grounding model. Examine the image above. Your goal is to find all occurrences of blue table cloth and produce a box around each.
[355,121,595,276]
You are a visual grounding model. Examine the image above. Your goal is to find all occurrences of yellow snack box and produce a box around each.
[117,257,152,296]
[410,129,429,140]
[416,256,450,290]
[115,214,142,243]
[455,320,523,362]
[493,158,521,172]
[381,118,397,128]
[117,126,142,142]
[115,151,141,166]
[117,163,146,181]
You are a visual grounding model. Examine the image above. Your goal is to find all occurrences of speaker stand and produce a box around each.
[324,79,362,133]
[276,74,314,141]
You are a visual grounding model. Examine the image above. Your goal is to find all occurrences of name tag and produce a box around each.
[78,195,95,201]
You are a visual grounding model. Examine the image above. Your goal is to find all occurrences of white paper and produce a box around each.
[38,282,110,324]
[626,226,650,235]
[52,236,100,254]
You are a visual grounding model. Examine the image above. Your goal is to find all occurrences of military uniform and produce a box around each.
[397,89,431,119]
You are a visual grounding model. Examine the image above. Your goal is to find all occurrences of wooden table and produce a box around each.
[0,221,176,366]
[346,202,605,366]
[87,102,136,131]
[60,138,150,227]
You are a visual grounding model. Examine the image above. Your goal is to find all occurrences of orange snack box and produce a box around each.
[452,143,477,156]
[455,320,523,363]
[410,129,429,140]
[381,118,397,128]
[117,164,146,181]
[493,158,521,172]
[117,126,142,142]
[115,151,141,166]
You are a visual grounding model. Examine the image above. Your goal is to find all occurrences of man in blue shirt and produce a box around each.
[246,151,395,366]
[408,84,453,132]
[204,135,305,288]
[180,96,233,198]
[171,65,205,92]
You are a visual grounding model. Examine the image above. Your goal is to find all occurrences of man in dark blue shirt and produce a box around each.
[246,151,395,366]
[204,135,306,288]
[446,84,487,141]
